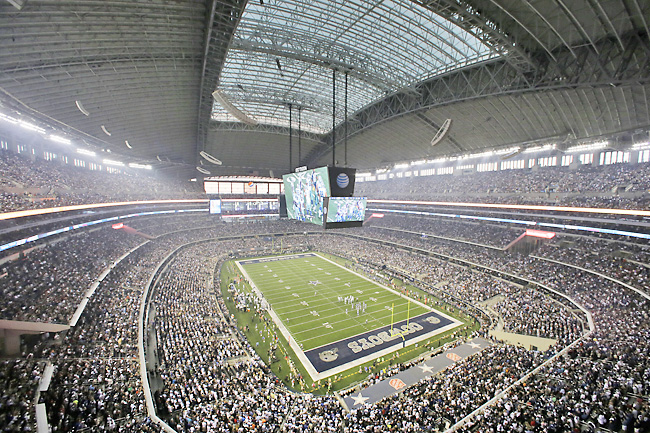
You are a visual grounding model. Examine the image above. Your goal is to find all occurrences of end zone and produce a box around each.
[305,310,461,378]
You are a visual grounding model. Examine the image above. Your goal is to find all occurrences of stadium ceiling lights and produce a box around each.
[128,163,152,170]
[103,159,124,166]
[76,148,96,156]
[18,120,46,134]
[523,144,556,154]
[0,112,18,124]
[632,142,650,150]
[393,163,409,169]
[48,135,71,145]
[566,141,608,153]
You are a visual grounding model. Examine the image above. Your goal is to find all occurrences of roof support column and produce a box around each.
[332,68,336,167]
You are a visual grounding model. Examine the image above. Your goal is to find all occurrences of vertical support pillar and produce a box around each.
[332,69,336,167]
[288,103,293,173]
[345,71,348,167]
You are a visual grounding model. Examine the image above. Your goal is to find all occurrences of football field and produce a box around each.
[235,252,462,380]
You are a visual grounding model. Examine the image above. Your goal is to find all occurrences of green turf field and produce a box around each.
[236,252,431,351]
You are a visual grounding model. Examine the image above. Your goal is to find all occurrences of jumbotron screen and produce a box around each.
[282,167,330,225]
[282,166,357,227]
[325,197,367,223]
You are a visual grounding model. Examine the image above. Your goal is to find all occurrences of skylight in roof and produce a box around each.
[211,0,499,134]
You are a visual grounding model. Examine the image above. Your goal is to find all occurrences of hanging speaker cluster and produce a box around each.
[200,151,222,165]
[212,89,258,126]
[431,119,452,146]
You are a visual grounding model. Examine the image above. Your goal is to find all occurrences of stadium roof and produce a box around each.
[0,0,648,176]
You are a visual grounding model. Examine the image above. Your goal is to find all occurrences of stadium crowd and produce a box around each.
[139,230,588,432]
[492,287,582,342]
[0,228,143,323]
[1,145,650,214]
[0,359,44,432]
[535,237,650,295]
[1,207,649,432]
[152,241,346,433]
[0,149,203,213]
[355,161,650,208]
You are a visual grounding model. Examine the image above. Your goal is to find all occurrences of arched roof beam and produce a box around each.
[196,0,250,164]
[229,39,402,91]
[305,31,650,165]
[586,0,625,51]
[521,1,578,59]
[627,0,650,44]
[485,0,558,62]
[414,0,535,71]
[553,0,600,55]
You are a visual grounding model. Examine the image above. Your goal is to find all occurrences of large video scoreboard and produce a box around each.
[282,166,366,228]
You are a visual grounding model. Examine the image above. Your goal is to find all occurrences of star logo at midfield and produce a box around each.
[418,364,434,374]
[309,280,322,286]
[351,392,369,406]
[468,341,481,349]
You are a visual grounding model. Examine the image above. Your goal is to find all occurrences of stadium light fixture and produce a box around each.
[48,135,71,145]
[18,120,46,134]
[494,146,520,155]
[566,141,608,153]
[0,112,18,124]
[76,148,96,156]
[196,166,211,175]
[460,150,495,160]
[128,163,152,170]
[101,125,112,136]
[393,163,409,169]
[103,159,124,166]
[357,172,372,177]
[523,144,555,154]
[632,142,650,150]
[426,157,447,164]
[125,140,133,149]
[410,159,426,166]
[375,168,388,174]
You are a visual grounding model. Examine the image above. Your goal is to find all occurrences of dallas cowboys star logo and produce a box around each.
[351,392,369,406]
[418,364,434,374]
[468,341,481,349]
